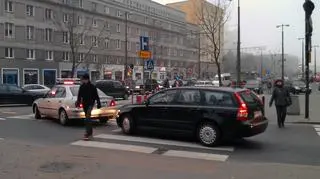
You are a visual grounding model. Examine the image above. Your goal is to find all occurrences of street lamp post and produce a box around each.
[276,24,290,81]
[298,38,305,78]
[124,12,129,81]
[236,0,241,87]
[313,45,319,76]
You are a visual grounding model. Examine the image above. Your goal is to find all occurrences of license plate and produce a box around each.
[254,111,262,118]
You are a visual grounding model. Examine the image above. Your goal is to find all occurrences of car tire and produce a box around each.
[34,105,42,120]
[197,122,221,147]
[121,114,134,135]
[123,94,129,100]
[99,117,109,124]
[59,109,69,126]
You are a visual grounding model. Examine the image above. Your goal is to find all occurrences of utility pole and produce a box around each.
[236,0,241,87]
[260,49,263,78]
[298,38,305,78]
[303,0,315,119]
[276,24,290,81]
[313,45,319,76]
[198,34,201,79]
[124,12,128,81]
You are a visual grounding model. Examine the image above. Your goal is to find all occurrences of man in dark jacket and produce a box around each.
[77,74,101,140]
[269,79,291,128]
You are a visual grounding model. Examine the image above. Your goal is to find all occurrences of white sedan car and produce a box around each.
[32,83,118,126]
[22,84,51,93]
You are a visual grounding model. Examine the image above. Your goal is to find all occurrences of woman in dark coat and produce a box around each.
[269,79,292,128]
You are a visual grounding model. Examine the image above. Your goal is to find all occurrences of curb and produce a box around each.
[288,121,320,125]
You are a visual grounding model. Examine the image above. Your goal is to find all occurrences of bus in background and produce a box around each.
[212,73,232,87]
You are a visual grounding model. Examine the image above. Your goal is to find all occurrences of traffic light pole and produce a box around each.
[124,12,128,81]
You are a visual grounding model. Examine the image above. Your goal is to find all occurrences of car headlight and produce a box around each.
[135,86,140,89]
[295,87,300,90]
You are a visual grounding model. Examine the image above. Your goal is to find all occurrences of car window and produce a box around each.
[0,85,8,93]
[23,86,33,90]
[239,90,260,104]
[55,87,66,98]
[8,85,23,93]
[70,86,107,97]
[176,90,201,105]
[149,90,177,105]
[113,81,123,88]
[203,91,235,107]
[33,85,45,89]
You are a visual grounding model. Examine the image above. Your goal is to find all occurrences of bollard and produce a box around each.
[287,95,300,115]
[136,95,142,104]
[143,94,148,101]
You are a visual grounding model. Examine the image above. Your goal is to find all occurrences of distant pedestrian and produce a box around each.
[163,78,170,88]
[267,80,272,94]
[269,79,292,128]
[76,74,101,140]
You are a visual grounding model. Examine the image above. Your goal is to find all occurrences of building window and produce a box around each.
[77,16,83,25]
[93,55,98,62]
[117,10,121,17]
[105,38,109,48]
[105,6,109,14]
[26,5,34,16]
[63,13,69,23]
[180,50,183,56]
[46,51,53,60]
[24,69,39,85]
[63,0,70,4]
[27,49,35,60]
[136,28,140,35]
[63,32,69,43]
[144,17,148,24]
[78,53,84,62]
[92,2,97,11]
[92,19,97,27]
[79,35,84,45]
[174,49,177,56]
[116,24,120,33]
[79,0,83,8]
[5,23,14,38]
[5,0,13,12]
[127,26,131,34]
[45,28,53,42]
[5,48,14,58]
[43,70,56,88]
[167,48,171,55]
[26,26,34,40]
[116,40,121,49]
[45,9,52,19]
[92,36,98,47]
[127,41,131,51]
[135,42,139,52]
[63,52,69,61]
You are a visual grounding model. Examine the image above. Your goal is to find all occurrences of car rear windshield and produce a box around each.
[70,86,107,97]
[238,90,261,104]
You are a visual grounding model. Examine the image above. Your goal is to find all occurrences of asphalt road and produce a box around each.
[1,90,320,178]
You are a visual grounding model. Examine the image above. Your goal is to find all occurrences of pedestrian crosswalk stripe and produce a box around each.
[71,140,157,154]
[0,118,6,121]
[313,125,320,128]
[162,150,229,162]
[8,114,34,119]
[94,134,234,152]
[317,132,320,136]
[314,128,320,132]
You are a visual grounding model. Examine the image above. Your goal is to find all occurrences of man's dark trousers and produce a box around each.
[276,105,287,127]
[83,105,93,137]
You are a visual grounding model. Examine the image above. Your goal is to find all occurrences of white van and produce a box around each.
[212,73,232,87]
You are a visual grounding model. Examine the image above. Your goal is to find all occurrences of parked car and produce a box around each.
[0,84,44,106]
[194,80,214,87]
[130,80,145,95]
[22,84,51,93]
[32,79,118,125]
[95,80,130,100]
[144,79,159,92]
[244,80,263,95]
[286,80,311,94]
[116,87,268,146]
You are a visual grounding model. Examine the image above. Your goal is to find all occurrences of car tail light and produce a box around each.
[109,99,116,107]
[75,102,83,108]
[235,92,249,121]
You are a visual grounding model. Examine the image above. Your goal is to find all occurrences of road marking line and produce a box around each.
[0,118,6,121]
[313,125,320,128]
[8,114,34,119]
[71,140,157,154]
[314,128,320,132]
[162,150,229,162]
[317,132,320,136]
[0,138,4,140]
[1,111,16,114]
[94,134,234,152]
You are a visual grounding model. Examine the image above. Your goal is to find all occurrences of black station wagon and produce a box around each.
[116,87,268,146]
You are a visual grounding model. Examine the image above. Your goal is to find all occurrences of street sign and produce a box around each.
[140,36,149,51]
[144,59,154,70]
[139,51,151,59]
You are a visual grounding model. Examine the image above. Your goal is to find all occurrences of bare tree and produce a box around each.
[54,6,110,77]
[195,0,231,86]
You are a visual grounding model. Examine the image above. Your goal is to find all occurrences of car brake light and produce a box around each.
[235,92,249,121]
[109,99,116,107]
[75,102,83,108]
[64,81,74,85]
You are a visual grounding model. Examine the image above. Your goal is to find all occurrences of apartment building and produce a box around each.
[0,0,199,86]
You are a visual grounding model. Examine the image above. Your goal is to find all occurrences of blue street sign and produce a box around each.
[144,59,154,70]
[140,36,149,51]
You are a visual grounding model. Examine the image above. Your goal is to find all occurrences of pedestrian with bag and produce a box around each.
[76,74,101,140]
[269,79,292,128]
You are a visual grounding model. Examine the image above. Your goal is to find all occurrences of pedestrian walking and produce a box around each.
[76,74,101,140]
[163,78,170,88]
[269,79,292,128]
[267,80,272,94]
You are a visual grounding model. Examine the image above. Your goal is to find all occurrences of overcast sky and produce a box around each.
[154,0,320,65]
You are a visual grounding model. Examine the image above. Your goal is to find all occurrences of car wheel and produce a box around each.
[99,117,109,124]
[34,105,42,119]
[197,122,221,147]
[59,109,69,126]
[121,114,134,135]
[123,94,129,100]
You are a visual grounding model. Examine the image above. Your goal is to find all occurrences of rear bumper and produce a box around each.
[239,118,269,137]
[67,107,119,120]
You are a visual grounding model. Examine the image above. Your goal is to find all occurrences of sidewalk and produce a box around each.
[264,94,320,125]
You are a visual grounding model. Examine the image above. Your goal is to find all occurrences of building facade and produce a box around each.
[0,0,199,86]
